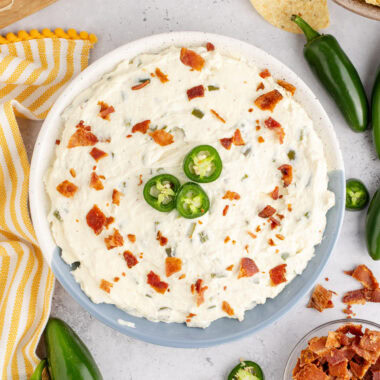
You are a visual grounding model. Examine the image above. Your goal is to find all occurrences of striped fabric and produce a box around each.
[0,29,96,379]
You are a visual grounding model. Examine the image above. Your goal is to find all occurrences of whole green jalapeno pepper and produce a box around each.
[366,189,380,261]
[372,67,380,159]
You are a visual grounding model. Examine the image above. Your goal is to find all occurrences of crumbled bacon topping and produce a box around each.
[105,217,114,229]
[264,117,285,144]
[132,119,150,134]
[346,265,379,290]
[277,79,296,96]
[258,205,276,218]
[112,189,123,206]
[232,128,245,146]
[210,109,226,123]
[206,42,215,51]
[165,257,182,277]
[147,271,168,294]
[157,230,168,246]
[104,228,124,250]
[270,186,279,200]
[278,164,293,187]
[256,82,265,91]
[67,121,98,148]
[69,168,76,178]
[269,264,287,286]
[98,101,115,120]
[155,68,169,83]
[123,250,138,268]
[219,137,233,150]
[180,48,205,71]
[308,284,335,312]
[86,205,106,235]
[259,69,271,78]
[90,147,108,162]
[222,301,234,316]
[191,279,208,306]
[131,79,150,90]
[247,231,257,239]
[149,129,174,146]
[222,205,229,216]
[238,258,259,279]
[90,172,104,191]
[254,89,283,112]
[222,191,240,201]
[127,234,136,243]
[187,85,205,101]
[269,216,281,229]
[100,279,113,293]
[56,180,78,198]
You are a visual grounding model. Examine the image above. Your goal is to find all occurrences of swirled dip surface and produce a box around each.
[45,45,335,328]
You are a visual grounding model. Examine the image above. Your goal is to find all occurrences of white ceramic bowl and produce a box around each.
[30,32,345,348]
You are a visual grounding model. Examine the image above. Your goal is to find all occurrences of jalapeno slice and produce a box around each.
[228,361,264,380]
[346,178,370,211]
[176,182,210,219]
[183,145,222,183]
[143,174,181,212]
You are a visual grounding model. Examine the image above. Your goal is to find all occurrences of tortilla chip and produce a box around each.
[365,0,380,5]
[249,0,330,34]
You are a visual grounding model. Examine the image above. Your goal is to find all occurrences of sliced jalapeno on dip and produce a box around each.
[176,182,210,219]
[183,145,222,183]
[228,361,264,380]
[143,174,181,212]
[346,178,370,211]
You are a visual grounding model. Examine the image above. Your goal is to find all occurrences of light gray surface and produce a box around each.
[5,0,380,379]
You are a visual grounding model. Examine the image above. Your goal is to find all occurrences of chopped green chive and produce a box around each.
[192,108,204,119]
[287,150,296,160]
[208,85,219,91]
[53,210,62,221]
[199,231,209,243]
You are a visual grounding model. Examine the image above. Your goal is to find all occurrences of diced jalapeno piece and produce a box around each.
[346,178,370,211]
[183,145,222,183]
[143,174,181,212]
[176,182,210,219]
[228,361,264,380]
[192,108,204,119]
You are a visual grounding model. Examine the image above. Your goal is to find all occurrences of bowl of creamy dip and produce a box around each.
[30,32,345,347]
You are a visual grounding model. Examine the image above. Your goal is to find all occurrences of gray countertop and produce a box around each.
[4,0,380,379]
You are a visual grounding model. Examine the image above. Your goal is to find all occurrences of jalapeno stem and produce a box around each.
[291,15,320,43]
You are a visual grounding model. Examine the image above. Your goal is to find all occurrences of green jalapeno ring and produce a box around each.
[183,145,222,183]
[346,178,370,211]
[143,174,181,212]
[176,182,210,219]
[228,360,264,380]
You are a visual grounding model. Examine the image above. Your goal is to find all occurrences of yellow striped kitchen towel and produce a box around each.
[0,28,96,379]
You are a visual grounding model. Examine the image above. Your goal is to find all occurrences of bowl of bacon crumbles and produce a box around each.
[284,319,380,380]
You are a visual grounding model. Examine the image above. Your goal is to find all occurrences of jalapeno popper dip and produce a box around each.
[45,44,335,328]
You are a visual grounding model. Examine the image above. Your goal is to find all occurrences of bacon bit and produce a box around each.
[100,279,113,293]
[127,234,136,243]
[114,277,119,282]
[104,229,124,250]
[138,174,143,186]
[222,205,229,216]
[147,271,168,294]
[55,139,60,145]
[249,108,253,112]
[191,279,208,306]
[186,313,196,322]
[180,48,205,71]
[90,147,108,162]
[226,264,234,271]
[56,180,78,198]
[123,250,138,268]
[343,305,353,316]
[98,101,115,120]
[254,90,283,112]
[258,205,276,218]
[131,79,150,90]
[187,85,205,101]
[165,257,182,277]
[112,189,123,206]
[90,172,104,191]
[86,205,106,235]
[122,272,126,277]
[232,240,236,245]
[270,186,279,200]
[244,245,249,253]
[256,125,261,131]
[105,216,114,229]
[238,258,259,279]
[278,164,293,187]
[308,284,335,312]
[277,79,296,96]
[132,119,150,134]
[224,236,230,243]
[342,289,367,305]
[268,238,275,246]
[256,82,265,91]
[206,42,215,51]
[222,191,240,201]
[210,109,226,123]
[270,264,287,286]
[258,136,265,143]
[69,168,76,178]
[220,137,233,150]
[264,117,285,144]
[276,234,285,240]
[287,204,293,212]
[346,265,379,290]
[179,274,186,280]
[269,216,281,229]
[156,230,168,246]
[259,69,271,78]
[256,225,261,233]
[247,231,257,239]
[149,129,174,146]
[126,134,132,138]
[232,128,245,146]
[155,68,169,83]
[222,301,234,316]
[67,121,98,148]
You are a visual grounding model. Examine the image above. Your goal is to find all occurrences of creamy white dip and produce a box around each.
[45,45,334,328]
